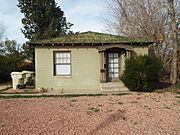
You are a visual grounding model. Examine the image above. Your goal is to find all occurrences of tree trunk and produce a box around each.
[169,0,178,84]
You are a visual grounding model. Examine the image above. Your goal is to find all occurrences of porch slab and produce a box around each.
[100,81,129,92]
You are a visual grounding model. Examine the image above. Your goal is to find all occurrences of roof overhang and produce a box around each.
[29,42,153,47]
[98,44,134,52]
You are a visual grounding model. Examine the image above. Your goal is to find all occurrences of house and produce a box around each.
[16,59,33,71]
[29,31,153,94]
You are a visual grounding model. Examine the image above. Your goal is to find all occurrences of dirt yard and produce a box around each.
[0,92,179,135]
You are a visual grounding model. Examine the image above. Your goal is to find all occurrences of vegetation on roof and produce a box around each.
[30,31,151,44]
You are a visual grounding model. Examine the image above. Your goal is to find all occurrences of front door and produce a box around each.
[107,53,119,81]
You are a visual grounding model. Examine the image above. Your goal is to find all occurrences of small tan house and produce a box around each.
[30,31,153,94]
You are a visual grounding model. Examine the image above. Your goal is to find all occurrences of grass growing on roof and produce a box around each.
[31,31,149,44]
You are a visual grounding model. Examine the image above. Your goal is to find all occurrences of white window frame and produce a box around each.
[54,51,71,76]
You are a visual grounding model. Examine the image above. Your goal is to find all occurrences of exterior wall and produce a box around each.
[133,46,148,56]
[120,53,126,76]
[35,46,100,94]
[119,46,148,76]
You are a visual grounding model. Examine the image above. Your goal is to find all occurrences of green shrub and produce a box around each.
[121,55,162,92]
[175,83,180,88]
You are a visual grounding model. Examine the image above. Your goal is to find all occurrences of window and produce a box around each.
[54,51,71,76]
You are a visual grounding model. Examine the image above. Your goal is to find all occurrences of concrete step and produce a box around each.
[100,82,129,92]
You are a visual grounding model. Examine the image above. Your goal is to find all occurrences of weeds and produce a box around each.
[0,93,108,99]
[129,101,138,104]
[88,107,100,112]
[70,99,77,102]
[164,106,171,109]
[112,93,130,96]
[118,102,123,105]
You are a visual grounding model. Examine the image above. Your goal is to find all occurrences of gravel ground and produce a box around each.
[0,92,179,135]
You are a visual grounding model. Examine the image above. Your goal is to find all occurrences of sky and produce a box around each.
[0,0,108,44]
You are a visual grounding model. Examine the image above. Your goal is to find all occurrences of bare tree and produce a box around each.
[0,22,5,41]
[168,0,178,84]
[105,0,173,63]
[105,0,169,40]
[0,22,5,55]
[105,0,180,82]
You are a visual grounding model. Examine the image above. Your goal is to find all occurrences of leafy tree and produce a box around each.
[21,43,33,59]
[0,22,34,82]
[0,39,21,82]
[17,0,73,40]
[1,39,19,55]
[20,43,35,70]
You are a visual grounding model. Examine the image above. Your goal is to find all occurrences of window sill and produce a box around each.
[54,75,72,78]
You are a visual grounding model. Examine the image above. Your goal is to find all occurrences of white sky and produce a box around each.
[0,0,108,44]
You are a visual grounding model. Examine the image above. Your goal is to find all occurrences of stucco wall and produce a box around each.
[119,46,148,76]
[120,53,126,75]
[35,46,100,93]
[134,46,148,56]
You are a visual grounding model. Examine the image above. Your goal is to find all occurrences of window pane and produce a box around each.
[109,68,113,72]
[114,69,119,72]
[62,53,66,58]
[56,65,70,75]
[114,64,118,68]
[67,58,70,63]
[56,58,60,63]
[108,53,113,57]
[109,59,114,63]
[114,53,118,58]
[55,53,58,58]
[61,58,65,63]
[67,53,70,58]
[109,74,114,78]
[114,58,118,63]
[55,52,71,64]
[108,64,113,68]
[114,74,118,78]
